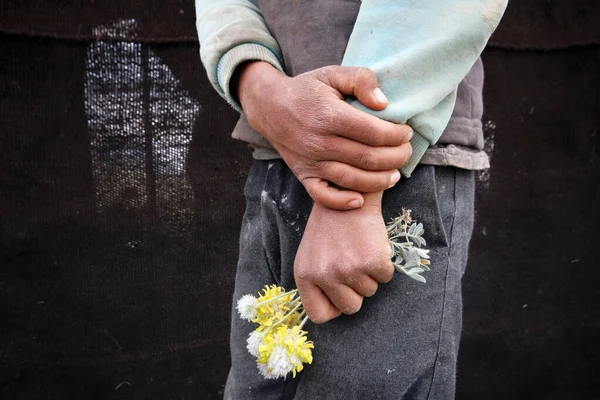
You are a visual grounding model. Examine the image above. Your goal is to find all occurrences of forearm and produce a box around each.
[342,0,507,177]
[195,0,286,111]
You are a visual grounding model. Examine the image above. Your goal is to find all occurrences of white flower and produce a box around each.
[236,294,259,321]
[265,346,294,379]
[246,330,264,357]
[257,363,278,379]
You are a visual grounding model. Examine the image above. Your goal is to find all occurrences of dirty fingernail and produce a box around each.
[348,199,363,209]
[373,88,388,104]
[389,171,401,187]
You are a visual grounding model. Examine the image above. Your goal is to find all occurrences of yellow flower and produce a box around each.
[253,285,298,328]
[257,325,314,379]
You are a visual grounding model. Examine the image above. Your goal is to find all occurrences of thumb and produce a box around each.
[319,66,388,111]
[303,177,365,211]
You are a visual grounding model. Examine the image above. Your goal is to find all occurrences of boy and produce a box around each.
[195,1,507,398]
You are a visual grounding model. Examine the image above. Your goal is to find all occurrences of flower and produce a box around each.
[246,330,264,357]
[254,285,298,328]
[257,362,277,379]
[235,208,430,381]
[237,294,260,321]
[258,325,314,379]
[387,209,432,283]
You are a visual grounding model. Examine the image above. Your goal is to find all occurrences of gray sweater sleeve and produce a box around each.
[195,0,286,112]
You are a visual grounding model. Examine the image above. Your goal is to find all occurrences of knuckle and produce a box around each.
[382,264,395,283]
[313,262,333,282]
[327,108,346,129]
[299,159,319,178]
[295,271,309,283]
[311,66,332,83]
[330,254,347,269]
[342,300,363,315]
[308,311,327,324]
[383,243,393,259]
[305,137,326,159]
[295,163,312,181]
[365,285,378,297]
[356,67,375,82]
[319,65,338,77]
[357,148,377,170]
[307,185,325,204]
[365,124,384,146]
[318,138,337,159]
[379,246,392,262]
[334,167,351,187]
[294,265,312,282]
[314,108,342,137]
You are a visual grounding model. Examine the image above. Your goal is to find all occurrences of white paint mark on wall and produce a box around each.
[85,20,200,222]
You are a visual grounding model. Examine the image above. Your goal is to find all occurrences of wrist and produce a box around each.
[360,191,383,214]
[235,61,286,137]
[236,61,282,110]
[313,191,383,216]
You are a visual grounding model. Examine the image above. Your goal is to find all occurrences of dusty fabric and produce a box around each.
[225,161,474,399]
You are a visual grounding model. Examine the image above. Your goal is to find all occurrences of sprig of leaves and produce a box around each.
[387,209,431,283]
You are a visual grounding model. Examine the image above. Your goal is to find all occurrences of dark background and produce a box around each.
[1,1,599,399]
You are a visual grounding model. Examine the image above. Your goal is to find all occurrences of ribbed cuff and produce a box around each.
[400,132,431,178]
[216,43,285,113]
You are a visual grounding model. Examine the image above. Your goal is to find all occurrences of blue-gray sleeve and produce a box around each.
[342,0,507,177]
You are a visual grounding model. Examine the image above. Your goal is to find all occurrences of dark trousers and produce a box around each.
[225,160,475,400]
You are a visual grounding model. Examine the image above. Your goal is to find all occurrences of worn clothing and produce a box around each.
[194,1,497,397]
[195,0,506,176]
[225,160,475,399]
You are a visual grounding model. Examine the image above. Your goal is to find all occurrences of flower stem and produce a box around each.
[292,310,306,327]
[299,315,309,329]
[263,302,302,334]
[258,289,298,306]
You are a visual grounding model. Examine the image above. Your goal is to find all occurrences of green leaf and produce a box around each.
[415,223,424,236]
[414,247,430,259]
[406,267,425,275]
[408,223,417,235]
[409,273,426,283]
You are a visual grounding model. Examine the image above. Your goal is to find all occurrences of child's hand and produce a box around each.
[294,192,394,323]
[237,62,413,210]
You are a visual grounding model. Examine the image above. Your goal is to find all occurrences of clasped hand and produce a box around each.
[238,62,410,323]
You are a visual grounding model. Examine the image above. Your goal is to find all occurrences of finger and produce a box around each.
[324,138,413,171]
[320,66,388,111]
[331,102,414,147]
[322,284,364,315]
[346,275,379,298]
[297,280,342,324]
[303,177,365,210]
[369,260,396,284]
[318,161,401,193]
